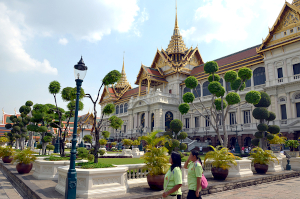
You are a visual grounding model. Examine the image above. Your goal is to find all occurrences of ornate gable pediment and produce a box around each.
[258,2,300,52]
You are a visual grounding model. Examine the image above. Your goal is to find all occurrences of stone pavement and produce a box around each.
[203,177,300,199]
[0,170,22,199]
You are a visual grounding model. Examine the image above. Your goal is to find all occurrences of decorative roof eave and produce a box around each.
[257,2,300,53]
[99,86,116,104]
[134,64,148,85]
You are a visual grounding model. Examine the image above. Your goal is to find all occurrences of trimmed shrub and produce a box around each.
[266,134,275,140]
[179,103,190,114]
[178,132,188,140]
[214,98,227,110]
[208,81,225,97]
[257,123,268,132]
[99,149,106,155]
[230,78,246,91]
[251,138,260,146]
[102,131,110,139]
[252,107,270,120]
[170,119,183,133]
[183,92,195,103]
[238,67,252,80]
[180,143,187,151]
[245,91,261,105]
[208,74,220,82]
[268,125,280,134]
[185,76,198,89]
[103,104,115,115]
[204,61,219,74]
[267,112,276,121]
[224,71,238,82]
[254,92,271,108]
[99,139,107,145]
[103,70,121,85]
[225,92,241,105]
[255,132,263,138]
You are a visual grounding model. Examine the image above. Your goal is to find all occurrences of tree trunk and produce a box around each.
[15,139,19,149]
[222,120,228,148]
[28,132,34,150]
[42,143,47,155]
[216,128,224,147]
[94,130,99,163]
[20,137,25,150]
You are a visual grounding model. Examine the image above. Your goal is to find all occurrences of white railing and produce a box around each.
[277,78,284,83]
[294,74,300,80]
[281,120,287,125]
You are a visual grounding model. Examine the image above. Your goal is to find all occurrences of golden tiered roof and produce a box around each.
[115,56,131,90]
[293,0,300,8]
[165,3,188,54]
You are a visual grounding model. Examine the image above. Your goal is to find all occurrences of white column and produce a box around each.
[145,111,149,130]
[251,74,254,89]
[274,95,279,120]
[190,113,194,129]
[134,113,137,129]
[286,93,292,119]
[265,64,270,86]
[283,60,289,83]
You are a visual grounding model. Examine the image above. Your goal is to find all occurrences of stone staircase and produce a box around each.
[187,140,209,151]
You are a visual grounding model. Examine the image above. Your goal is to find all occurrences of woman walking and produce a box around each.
[184,150,203,199]
[162,151,182,199]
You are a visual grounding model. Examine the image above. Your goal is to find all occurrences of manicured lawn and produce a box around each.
[106,151,122,154]
[97,158,145,165]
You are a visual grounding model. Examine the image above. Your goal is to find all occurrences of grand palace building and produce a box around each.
[100,1,300,149]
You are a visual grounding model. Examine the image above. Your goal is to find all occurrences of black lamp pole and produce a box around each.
[231,124,243,154]
[65,56,87,199]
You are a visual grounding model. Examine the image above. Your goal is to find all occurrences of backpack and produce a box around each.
[195,161,208,189]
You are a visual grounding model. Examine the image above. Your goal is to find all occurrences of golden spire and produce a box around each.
[115,54,130,90]
[293,0,300,7]
[166,0,188,54]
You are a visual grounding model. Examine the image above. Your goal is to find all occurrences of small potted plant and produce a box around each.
[285,140,300,157]
[141,131,169,190]
[12,148,37,174]
[248,147,278,174]
[204,145,237,180]
[132,140,140,148]
[268,134,286,153]
[111,142,117,150]
[99,139,107,148]
[0,146,15,163]
[122,139,133,149]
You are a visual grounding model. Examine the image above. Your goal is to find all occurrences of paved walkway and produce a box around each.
[203,177,300,199]
[0,171,22,199]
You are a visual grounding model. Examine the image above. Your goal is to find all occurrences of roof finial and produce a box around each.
[122,51,125,72]
[175,0,178,29]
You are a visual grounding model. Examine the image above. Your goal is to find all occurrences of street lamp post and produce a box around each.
[231,124,243,154]
[65,57,87,199]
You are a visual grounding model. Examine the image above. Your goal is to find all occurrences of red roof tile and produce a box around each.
[146,68,162,76]
[122,86,147,98]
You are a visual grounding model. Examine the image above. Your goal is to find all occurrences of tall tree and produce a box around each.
[85,70,122,163]
[5,101,33,149]
[179,62,261,147]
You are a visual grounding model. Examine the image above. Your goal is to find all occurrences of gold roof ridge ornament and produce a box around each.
[293,0,300,8]
[166,0,188,54]
[115,53,131,90]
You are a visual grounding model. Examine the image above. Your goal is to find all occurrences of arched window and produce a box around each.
[141,113,145,127]
[151,113,154,132]
[165,111,173,131]
[120,104,123,114]
[183,87,191,94]
[203,81,210,96]
[244,137,252,147]
[193,84,201,98]
[116,105,119,114]
[246,79,251,87]
[226,82,231,91]
[124,103,128,113]
[253,67,266,86]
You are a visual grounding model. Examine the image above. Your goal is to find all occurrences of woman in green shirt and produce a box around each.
[184,150,203,199]
[162,152,182,199]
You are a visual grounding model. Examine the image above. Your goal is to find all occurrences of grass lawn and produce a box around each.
[97,158,145,165]
[106,151,122,154]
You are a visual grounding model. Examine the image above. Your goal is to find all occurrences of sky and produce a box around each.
[0,0,293,121]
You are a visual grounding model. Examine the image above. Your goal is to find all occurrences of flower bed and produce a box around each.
[55,165,128,198]
[100,156,132,158]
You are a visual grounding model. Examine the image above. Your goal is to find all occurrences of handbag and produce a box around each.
[162,170,177,199]
[194,161,208,189]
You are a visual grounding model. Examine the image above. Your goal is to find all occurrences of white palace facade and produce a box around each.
[100,1,300,148]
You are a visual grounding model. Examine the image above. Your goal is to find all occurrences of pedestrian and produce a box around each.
[184,150,203,199]
[241,146,245,154]
[162,151,182,199]
[232,147,235,153]
[245,146,249,154]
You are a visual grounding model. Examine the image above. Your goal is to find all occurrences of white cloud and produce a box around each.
[133,8,149,37]
[182,0,293,43]
[58,38,68,45]
[0,3,57,74]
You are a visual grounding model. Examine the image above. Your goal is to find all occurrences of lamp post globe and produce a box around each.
[65,56,87,199]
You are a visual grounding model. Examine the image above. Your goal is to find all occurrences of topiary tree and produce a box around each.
[251,91,280,150]
[170,119,183,139]
[49,81,85,157]
[102,131,110,139]
[83,135,93,144]
[46,144,55,155]
[85,70,122,163]
[179,64,260,147]
[5,101,33,149]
